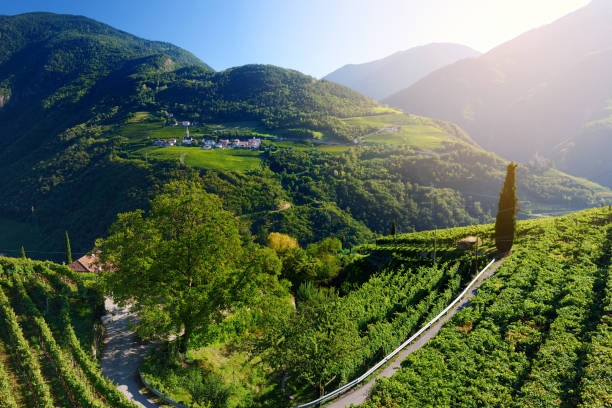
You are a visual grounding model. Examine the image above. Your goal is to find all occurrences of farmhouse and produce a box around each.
[68,253,102,273]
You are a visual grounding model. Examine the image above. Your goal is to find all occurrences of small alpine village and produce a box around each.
[1,2,612,408]
[154,115,263,150]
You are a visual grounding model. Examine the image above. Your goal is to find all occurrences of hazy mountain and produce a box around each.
[324,43,481,100]
[384,0,612,187]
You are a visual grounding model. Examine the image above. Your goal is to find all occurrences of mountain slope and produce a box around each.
[0,12,609,259]
[384,0,612,187]
[324,43,480,100]
[362,207,612,408]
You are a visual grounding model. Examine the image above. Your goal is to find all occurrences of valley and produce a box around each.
[0,4,611,408]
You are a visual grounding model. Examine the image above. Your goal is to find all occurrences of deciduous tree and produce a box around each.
[97,180,285,352]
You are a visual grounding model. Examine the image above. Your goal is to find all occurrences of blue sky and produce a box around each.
[1,0,590,77]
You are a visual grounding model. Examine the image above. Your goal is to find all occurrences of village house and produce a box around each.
[233,139,250,149]
[181,121,191,127]
[168,138,177,146]
[247,137,262,149]
[68,253,102,273]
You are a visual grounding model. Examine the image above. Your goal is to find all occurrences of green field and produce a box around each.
[363,126,448,149]
[118,112,361,170]
[116,111,482,171]
[117,112,267,171]
[343,113,469,150]
[137,146,263,171]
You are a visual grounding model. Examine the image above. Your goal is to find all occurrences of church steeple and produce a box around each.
[185,126,189,138]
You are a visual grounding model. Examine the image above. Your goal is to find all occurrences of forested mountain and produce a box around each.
[384,0,612,188]
[0,12,609,260]
[324,43,480,100]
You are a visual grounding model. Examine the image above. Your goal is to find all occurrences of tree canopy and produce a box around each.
[97,180,286,351]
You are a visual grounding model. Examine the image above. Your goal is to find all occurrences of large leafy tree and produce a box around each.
[495,162,519,252]
[97,180,284,352]
[256,282,360,397]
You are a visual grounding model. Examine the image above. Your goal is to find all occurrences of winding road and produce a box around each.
[99,259,503,408]
[324,259,504,408]
[100,299,160,408]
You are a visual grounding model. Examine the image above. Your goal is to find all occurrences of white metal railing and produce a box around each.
[293,258,497,408]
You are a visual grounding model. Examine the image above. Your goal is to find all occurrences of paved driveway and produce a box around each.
[100,298,160,408]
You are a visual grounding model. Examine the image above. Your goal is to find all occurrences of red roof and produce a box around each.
[68,253,100,273]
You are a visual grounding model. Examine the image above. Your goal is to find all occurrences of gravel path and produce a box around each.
[325,259,504,408]
[100,298,160,408]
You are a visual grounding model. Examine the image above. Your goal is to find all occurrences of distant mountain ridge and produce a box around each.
[324,43,481,100]
[383,0,612,188]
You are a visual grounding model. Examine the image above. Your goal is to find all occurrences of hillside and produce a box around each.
[0,256,134,407]
[138,207,612,407]
[361,207,612,408]
[324,43,480,100]
[0,12,609,260]
[384,0,612,188]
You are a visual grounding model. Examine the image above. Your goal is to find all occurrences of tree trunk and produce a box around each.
[180,322,193,353]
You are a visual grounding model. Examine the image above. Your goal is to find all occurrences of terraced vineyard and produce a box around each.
[360,207,612,408]
[0,258,137,408]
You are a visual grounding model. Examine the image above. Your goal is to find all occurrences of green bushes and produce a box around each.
[0,286,54,408]
[20,263,138,408]
[259,258,475,399]
[0,348,18,408]
[13,279,106,408]
[578,266,612,407]
[361,208,612,408]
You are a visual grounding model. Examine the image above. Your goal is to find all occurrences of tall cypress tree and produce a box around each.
[495,162,519,253]
[65,231,72,265]
[20,246,26,259]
